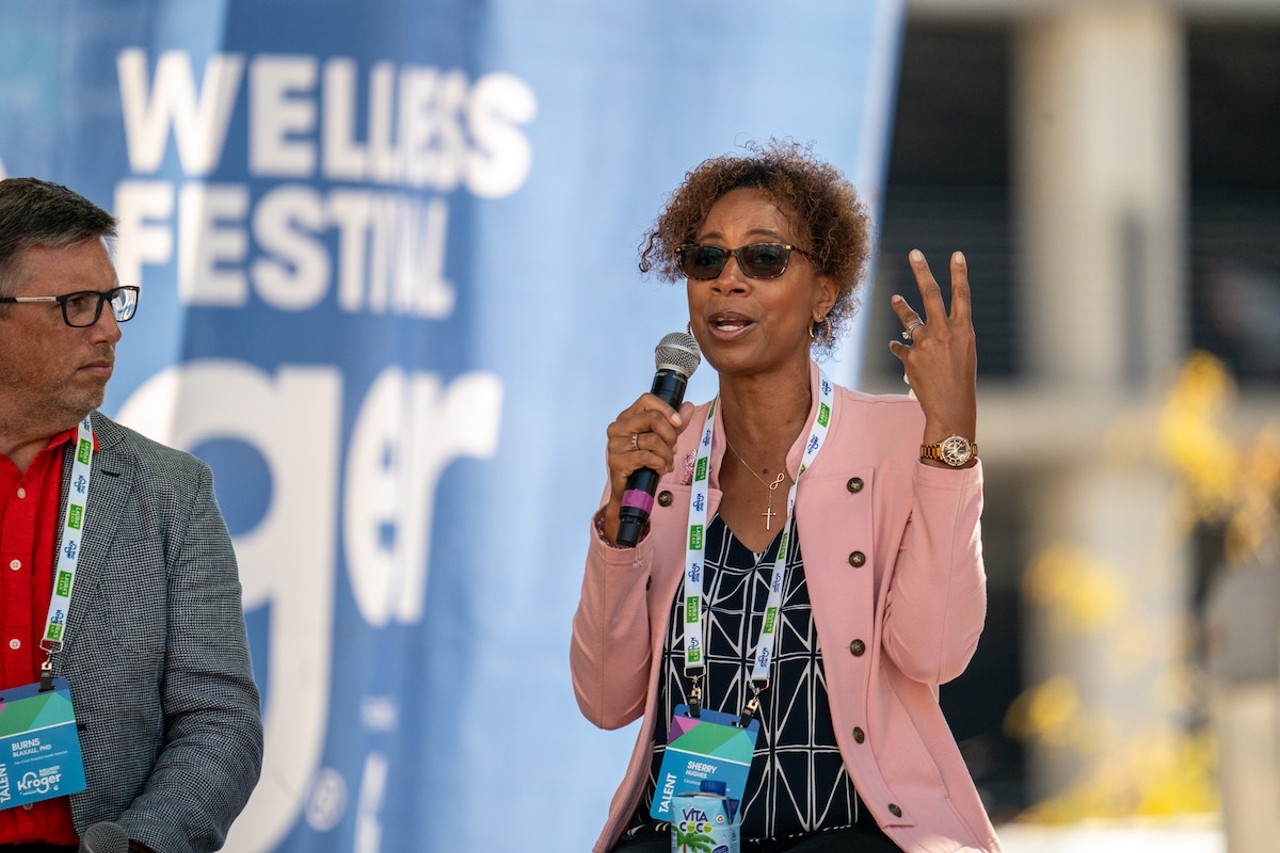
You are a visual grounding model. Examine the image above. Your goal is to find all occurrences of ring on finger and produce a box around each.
[901,320,924,341]
[631,433,639,451]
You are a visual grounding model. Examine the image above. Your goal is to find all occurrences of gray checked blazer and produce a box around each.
[53,412,263,852]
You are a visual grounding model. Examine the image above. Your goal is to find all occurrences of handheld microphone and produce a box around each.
[616,331,701,547]
[79,821,129,853]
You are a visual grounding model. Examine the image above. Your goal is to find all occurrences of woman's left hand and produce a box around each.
[888,249,978,449]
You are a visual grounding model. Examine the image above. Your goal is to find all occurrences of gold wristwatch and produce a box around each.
[920,435,977,467]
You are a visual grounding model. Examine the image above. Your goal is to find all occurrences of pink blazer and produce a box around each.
[571,363,1002,853]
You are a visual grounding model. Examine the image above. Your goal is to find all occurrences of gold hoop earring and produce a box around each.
[810,316,833,343]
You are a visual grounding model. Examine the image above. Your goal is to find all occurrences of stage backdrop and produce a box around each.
[0,1,904,849]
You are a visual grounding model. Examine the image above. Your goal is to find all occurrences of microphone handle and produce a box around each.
[616,368,690,547]
[647,368,690,410]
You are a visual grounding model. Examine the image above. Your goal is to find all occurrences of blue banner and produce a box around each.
[0,1,903,849]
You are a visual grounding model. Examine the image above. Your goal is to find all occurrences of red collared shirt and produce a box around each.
[0,428,82,845]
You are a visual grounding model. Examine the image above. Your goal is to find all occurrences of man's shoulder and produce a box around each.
[91,411,211,480]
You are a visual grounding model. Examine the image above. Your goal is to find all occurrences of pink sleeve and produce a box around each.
[569,507,656,730]
[881,461,988,685]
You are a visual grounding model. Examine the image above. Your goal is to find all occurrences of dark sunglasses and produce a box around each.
[675,242,814,280]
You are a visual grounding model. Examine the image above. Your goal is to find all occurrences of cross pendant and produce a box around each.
[761,503,777,530]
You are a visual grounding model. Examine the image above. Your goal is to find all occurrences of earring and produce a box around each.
[810,316,833,343]
[686,321,694,337]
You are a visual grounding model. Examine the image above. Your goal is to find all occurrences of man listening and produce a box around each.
[0,177,262,853]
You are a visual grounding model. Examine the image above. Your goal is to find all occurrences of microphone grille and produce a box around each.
[81,821,129,853]
[654,331,701,379]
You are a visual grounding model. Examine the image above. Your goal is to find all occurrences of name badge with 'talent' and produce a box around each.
[0,678,87,809]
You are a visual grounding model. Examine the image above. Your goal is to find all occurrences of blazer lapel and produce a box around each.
[57,415,134,656]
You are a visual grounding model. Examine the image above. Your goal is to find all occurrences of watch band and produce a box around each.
[919,435,977,466]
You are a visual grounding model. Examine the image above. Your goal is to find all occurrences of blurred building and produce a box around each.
[861,0,1280,837]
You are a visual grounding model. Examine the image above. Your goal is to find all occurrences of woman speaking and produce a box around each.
[571,141,1001,853]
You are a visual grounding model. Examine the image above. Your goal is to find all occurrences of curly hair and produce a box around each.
[638,140,872,355]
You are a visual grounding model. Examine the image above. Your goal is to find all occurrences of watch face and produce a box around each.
[939,435,973,466]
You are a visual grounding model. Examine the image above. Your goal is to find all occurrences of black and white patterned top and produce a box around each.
[626,514,888,844]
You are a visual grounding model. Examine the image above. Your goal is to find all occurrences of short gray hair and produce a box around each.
[0,178,117,302]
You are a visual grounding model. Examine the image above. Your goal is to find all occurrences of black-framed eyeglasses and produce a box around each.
[0,286,140,328]
[675,242,814,280]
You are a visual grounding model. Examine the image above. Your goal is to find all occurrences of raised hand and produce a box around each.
[888,250,978,461]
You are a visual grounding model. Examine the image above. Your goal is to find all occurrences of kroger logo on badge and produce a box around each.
[17,769,61,797]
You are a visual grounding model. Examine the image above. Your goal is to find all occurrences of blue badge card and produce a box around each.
[650,704,758,822]
[0,678,87,809]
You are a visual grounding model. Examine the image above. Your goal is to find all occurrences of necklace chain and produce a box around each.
[725,438,788,530]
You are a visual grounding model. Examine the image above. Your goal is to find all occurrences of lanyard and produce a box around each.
[38,414,94,688]
[682,369,834,723]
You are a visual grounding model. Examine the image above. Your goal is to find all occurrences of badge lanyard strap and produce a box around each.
[683,370,834,723]
[38,414,94,689]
